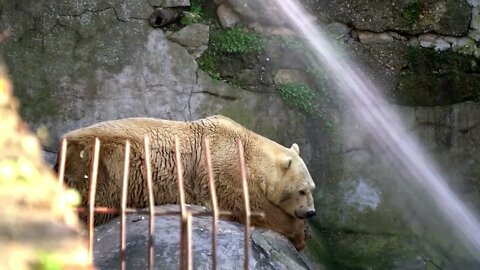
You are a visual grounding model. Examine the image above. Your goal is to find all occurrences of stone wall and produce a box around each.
[0,0,308,155]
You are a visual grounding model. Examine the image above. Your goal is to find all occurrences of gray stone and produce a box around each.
[357,31,394,44]
[434,37,451,51]
[418,33,437,48]
[452,37,477,54]
[226,0,287,26]
[93,205,315,270]
[471,7,480,30]
[468,29,480,41]
[313,0,472,36]
[168,24,210,47]
[188,44,209,59]
[326,22,351,38]
[162,0,190,8]
[250,24,296,36]
[217,4,241,28]
[273,69,310,86]
[468,0,480,7]
[407,37,419,47]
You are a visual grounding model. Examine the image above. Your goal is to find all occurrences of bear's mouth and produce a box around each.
[295,211,307,219]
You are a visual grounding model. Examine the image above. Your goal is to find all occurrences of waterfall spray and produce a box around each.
[264,0,480,260]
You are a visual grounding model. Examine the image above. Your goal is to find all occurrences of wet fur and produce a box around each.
[55,115,308,250]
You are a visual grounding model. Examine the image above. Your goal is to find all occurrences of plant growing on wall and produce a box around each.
[180,0,205,25]
[198,27,266,79]
[210,27,266,54]
[277,82,321,116]
[402,0,421,25]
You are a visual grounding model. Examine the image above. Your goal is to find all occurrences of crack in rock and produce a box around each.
[192,90,237,101]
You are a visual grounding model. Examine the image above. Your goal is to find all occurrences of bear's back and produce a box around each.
[63,117,192,142]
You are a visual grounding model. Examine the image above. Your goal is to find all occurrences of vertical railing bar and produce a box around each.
[144,136,155,270]
[237,139,250,270]
[88,137,101,262]
[186,213,193,270]
[174,136,190,270]
[119,140,131,270]
[203,138,218,270]
[57,138,67,191]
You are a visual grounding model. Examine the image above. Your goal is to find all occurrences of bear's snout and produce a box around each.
[306,210,316,218]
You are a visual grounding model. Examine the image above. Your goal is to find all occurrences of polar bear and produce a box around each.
[55,115,316,250]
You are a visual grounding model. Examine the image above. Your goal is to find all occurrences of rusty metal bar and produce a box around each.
[204,138,218,269]
[174,136,192,270]
[57,138,67,191]
[143,136,155,270]
[63,133,266,270]
[186,213,193,270]
[87,138,101,262]
[237,139,250,270]
[76,207,263,218]
[119,140,131,270]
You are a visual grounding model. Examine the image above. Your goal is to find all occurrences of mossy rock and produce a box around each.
[396,47,480,106]
[311,228,424,270]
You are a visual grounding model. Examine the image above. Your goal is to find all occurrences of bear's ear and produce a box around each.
[291,143,300,155]
[281,156,293,169]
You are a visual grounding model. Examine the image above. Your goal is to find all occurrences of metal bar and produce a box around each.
[204,138,218,269]
[143,136,155,270]
[75,207,263,218]
[119,140,131,270]
[87,138,101,262]
[186,213,193,270]
[57,138,67,191]
[174,136,191,270]
[237,139,250,270]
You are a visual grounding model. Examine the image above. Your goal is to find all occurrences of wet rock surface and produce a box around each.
[93,205,319,270]
[0,0,308,154]
[313,0,472,36]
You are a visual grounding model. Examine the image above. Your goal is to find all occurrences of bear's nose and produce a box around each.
[306,210,316,218]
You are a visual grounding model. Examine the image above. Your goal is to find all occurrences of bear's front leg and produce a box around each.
[289,218,306,250]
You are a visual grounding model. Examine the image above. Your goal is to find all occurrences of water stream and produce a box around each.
[266,0,480,262]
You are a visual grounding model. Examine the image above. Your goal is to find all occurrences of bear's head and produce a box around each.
[259,143,316,219]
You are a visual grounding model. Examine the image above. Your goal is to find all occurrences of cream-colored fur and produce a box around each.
[55,115,316,250]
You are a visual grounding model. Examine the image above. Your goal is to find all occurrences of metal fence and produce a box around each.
[56,135,264,270]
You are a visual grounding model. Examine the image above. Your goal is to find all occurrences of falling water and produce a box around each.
[266,0,480,260]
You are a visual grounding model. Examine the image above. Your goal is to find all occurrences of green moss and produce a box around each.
[197,27,266,79]
[314,228,419,270]
[397,47,480,106]
[402,0,421,25]
[197,50,221,80]
[180,0,205,25]
[210,27,266,54]
[277,82,321,116]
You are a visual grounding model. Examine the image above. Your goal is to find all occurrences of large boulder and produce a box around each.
[93,205,322,270]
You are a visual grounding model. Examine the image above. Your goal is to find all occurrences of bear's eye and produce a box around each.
[299,190,306,195]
